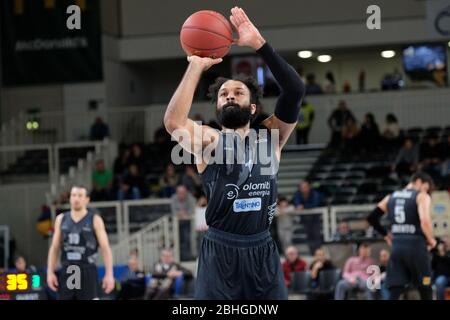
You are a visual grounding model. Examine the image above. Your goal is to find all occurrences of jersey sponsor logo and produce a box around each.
[392,190,413,199]
[225,184,240,200]
[242,182,270,191]
[243,182,271,197]
[391,224,416,234]
[67,252,82,261]
[225,182,271,200]
[233,198,262,212]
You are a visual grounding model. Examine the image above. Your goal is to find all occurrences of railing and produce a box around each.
[48,198,449,269]
[122,198,173,237]
[329,204,378,237]
[108,205,333,271]
[3,87,450,146]
[1,108,149,146]
[108,215,178,273]
[50,197,175,246]
[0,225,10,269]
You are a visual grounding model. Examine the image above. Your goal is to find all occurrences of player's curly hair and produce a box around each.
[208,75,263,109]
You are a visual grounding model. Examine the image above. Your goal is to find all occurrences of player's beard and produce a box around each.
[216,102,253,129]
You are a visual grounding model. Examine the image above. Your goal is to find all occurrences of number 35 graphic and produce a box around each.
[6,274,28,291]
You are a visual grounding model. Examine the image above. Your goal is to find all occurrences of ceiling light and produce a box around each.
[317,55,332,63]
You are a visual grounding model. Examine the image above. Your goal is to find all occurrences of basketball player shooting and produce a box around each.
[46,185,115,300]
[164,7,305,299]
[367,172,437,300]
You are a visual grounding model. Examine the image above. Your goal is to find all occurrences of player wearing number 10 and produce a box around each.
[367,172,437,300]
[46,185,115,300]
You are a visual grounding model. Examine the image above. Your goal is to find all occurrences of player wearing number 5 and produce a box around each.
[46,185,115,300]
[367,172,437,300]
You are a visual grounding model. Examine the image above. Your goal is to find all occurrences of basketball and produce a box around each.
[180,10,233,59]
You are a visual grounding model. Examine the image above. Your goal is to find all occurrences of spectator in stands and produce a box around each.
[171,185,196,261]
[432,241,450,300]
[128,144,146,175]
[12,255,36,273]
[323,71,336,94]
[292,180,321,209]
[327,100,355,147]
[334,242,375,300]
[375,249,390,300]
[113,148,130,177]
[145,249,193,300]
[159,164,180,198]
[276,196,295,251]
[419,134,445,182]
[332,221,354,241]
[120,252,144,282]
[391,137,419,178]
[310,247,335,288]
[381,113,400,142]
[296,100,315,145]
[89,117,110,141]
[359,113,380,155]
[282,245,307,288]
[292,180,322,254]
[341,117,360,152]
[91,159,113,201]
[305,73,323,95]
[117,164,148,200]
[117,252,146,300]
[181,165,202,198]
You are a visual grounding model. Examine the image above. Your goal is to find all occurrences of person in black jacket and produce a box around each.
[432,240,450,300]
[145,249,193,300]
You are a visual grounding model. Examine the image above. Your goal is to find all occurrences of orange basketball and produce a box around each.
[180,10,233,59]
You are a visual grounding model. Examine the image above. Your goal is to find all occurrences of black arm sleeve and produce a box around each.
[256,42,305,123]
[367,206,388,236]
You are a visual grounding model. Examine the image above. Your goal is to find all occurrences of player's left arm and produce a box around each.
[367,195,391,244]
[417,192,437,250]
[230,7,305,152]
[93,214,115,294]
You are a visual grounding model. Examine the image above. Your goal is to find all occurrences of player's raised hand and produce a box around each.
[187,55,223,71]
[230,7,265,50]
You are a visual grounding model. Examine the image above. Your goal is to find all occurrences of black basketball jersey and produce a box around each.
[60,209,99,266]
[387,188,424,238]
[200,125,279,235]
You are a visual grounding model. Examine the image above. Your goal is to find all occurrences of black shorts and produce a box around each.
[58,264,99,300]
[386,236,432,289]
[195,227,287,300]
